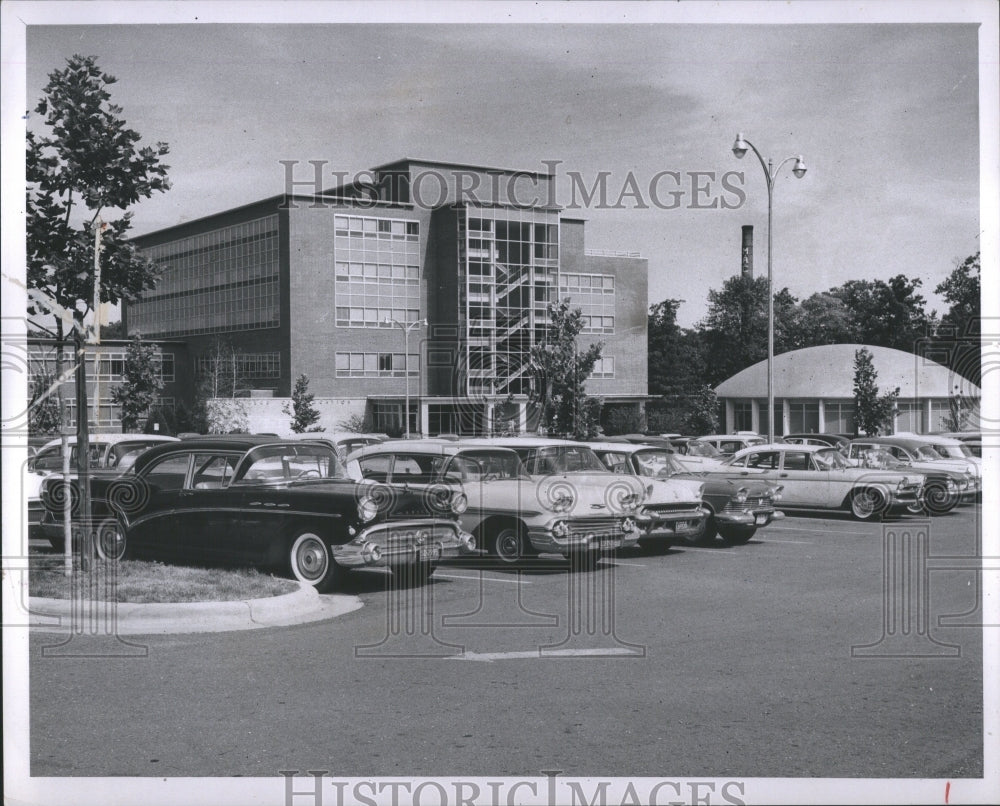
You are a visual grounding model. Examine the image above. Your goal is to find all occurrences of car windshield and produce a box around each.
[524,445,608,474]
[684,440,721,458]
[913,445,945,461]
[857,448,906,470]
[812,449,850,470]
[235,444,346,484]
[633,449,685,477]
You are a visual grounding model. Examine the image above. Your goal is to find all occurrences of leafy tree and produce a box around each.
[647,299,707,396]
[530,298,604,439]
[853,347,899,436]
[830,275,933,353]
[681,385,721,434]
[697,275,799,386]
[100,320,126,339]
[284,374,325,433]
[26,54,170,408]
[788,292,854,348]
[28,373,62,435]
[110,335,164,432]
[934,252,981,385]
[338,412,372,433]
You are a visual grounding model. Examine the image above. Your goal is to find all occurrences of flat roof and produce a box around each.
[371,157,556,179]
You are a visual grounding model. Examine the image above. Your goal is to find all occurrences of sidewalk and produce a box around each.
[28,585,363,635]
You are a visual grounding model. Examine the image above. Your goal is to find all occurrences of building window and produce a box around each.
[195,352,281,379]
[591,356,615,379]
[335,352,418,378]
[131,215,280,337]
[559,272,616,334]
[733,401,753,432]
[788,401,820,434]
[895,401,921,433]
[334,215,420,328]
[824,401,855,435]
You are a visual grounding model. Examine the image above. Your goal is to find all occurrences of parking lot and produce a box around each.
[28,504,984,781]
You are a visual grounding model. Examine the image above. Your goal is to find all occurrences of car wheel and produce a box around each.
[681,514,715,546]
[922,481,959,515]
[718,525,755,546]
[95,518,130,561]
[289,531,339,592]
[490,523,527,565]
[850,488,885,521]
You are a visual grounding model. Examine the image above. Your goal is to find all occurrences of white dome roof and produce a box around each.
[714,344,978,399]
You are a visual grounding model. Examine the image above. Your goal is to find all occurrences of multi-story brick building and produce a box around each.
[125,159,648,436]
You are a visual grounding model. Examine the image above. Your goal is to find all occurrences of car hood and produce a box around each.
[532,472,646,517]
[644,476,704,505]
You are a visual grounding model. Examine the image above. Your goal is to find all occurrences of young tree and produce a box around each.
[26,54,170,404]
[110,335,164,432]
[28,373,62,435]
[853,347,899,436]
[284,374,325,433]
[529,299,604,439]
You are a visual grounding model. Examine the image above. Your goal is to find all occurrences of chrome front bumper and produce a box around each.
[527,517,641,555]
[332,519,476,568]
[636,506,710,540]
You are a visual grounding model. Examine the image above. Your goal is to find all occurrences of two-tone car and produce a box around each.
[464,437,706,556]
[846,445,974,514]
[589,441,783,547]
[718,443,924,521]
[345,439,642,567]
[39,436,474,590]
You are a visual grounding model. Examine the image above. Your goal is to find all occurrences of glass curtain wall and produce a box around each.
[457,206,559,397]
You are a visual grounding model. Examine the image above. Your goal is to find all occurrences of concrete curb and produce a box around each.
[28,584,364,635]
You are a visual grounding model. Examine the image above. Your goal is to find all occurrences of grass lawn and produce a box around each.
[29,557,299,603]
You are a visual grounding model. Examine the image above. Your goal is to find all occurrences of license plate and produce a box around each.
[596,538,618,550]
[675,521,690,531]
[755,515,768,526]
[419,544,442,562]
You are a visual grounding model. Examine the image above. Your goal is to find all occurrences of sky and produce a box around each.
[8,4,994,332]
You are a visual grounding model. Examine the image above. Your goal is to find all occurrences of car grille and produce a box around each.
[724,495,774,515]
[564,516,627,538]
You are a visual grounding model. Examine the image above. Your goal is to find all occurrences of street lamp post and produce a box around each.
[731,133,807,442]
[385,317,426,438]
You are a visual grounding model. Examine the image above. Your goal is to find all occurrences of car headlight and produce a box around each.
[357,496,379,522]
[451,492,468,515]
[621,517,636,533]
[552,520,569,538]
[734,486,748,504]
[552,493,574,513]
[771,485,783,502]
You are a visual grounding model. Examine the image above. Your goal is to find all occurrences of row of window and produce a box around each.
[30,354,175,383]
[334,216,419,240]
[194,353,281,380]
[57,397,175,428]
[335,352,419,377]
[335,308,421,328]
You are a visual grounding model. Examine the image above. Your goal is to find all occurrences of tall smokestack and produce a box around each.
[741,225,754,278]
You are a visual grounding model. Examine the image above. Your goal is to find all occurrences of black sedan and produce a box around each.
[39,437,475,591]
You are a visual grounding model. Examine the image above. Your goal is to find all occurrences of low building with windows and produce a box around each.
[26,338,190,433]
[124,158,649,436]
[714,343,981,436]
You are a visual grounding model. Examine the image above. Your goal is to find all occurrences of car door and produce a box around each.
[186,452,246,559]
[133,451,194,555]
[777,450,832,508]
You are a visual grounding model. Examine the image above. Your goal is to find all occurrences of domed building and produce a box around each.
[713,344,980,436]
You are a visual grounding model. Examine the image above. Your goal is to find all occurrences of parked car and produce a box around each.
[780,433,852,453]
[39,436,475,590]
[847,436,980,500]
[934,431,983,458]
[465,436,705,557]
[896,432,982,473]
[26,434,180,542]
[719,443,925,521]
[283,432,389,460]
[589,441,783,547]
[847,445,973,514]
[667,438,729,471]
[344,440,642,567]
[696,433,768,458]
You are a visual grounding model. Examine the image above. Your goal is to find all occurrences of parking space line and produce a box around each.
[672,547,743,555]
[759,537,815,544]
[604,560,647,567]
[768,525,870,536]
[434,571,531,585]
